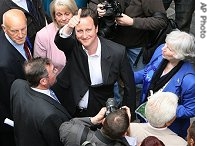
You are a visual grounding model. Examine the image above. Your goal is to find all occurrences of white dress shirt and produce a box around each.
[59,28,103,109]
[78,38,103,109]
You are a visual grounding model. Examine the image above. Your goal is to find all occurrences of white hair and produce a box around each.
[145,92,178,128]
[165,30,195,60]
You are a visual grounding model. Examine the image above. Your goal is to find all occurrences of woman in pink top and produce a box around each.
[34,0,78,72]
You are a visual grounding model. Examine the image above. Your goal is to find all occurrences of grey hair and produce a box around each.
[50,0,78,22]
[165,30,195,60]
[145,92,178,128]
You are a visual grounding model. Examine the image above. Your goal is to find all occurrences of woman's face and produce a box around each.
[54,5,73,27]
[162,43,176,60]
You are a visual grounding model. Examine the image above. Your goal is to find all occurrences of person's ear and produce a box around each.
[189,138,194,146]
[40,78,48,86]
[1,24,6,31]
[122,131,127,137]
[165,116,176,127]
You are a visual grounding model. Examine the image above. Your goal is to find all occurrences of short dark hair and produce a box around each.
[75,8,98,27]
[23,57,51,87]
[102,108,129,139]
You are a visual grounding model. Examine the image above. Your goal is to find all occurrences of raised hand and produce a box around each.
[67,8,82,29]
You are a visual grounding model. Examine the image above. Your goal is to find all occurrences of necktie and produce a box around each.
[24,43,32,60]
[50,90,60,103]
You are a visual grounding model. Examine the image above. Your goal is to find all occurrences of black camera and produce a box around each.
[105,98,118,116]
[98,0,122,39]
[102,0,122,17]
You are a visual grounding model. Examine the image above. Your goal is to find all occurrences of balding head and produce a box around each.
[1,9,27,45]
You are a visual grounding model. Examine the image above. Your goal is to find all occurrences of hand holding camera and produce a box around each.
[105,98,131,121]
[97,0,122,17]
[90,107,106,125]
[90,98,117,125]
[90,98,131,125]
[97,3,106,18]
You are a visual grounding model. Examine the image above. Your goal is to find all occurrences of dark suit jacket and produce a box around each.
[10,79,71,146]
[0,31,26,129]
[53,32,136,120]
[0,0,51,49]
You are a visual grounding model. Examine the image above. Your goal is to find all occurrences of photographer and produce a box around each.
[93,0,123,39]
[59,105,136,146]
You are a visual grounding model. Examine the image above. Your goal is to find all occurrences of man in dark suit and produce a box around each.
[0,0,51,51]
[10,57,71,146]
[0,9,32,146]
[53,8,136,121]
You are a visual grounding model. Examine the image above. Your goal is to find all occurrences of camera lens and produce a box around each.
[105,98,118,116]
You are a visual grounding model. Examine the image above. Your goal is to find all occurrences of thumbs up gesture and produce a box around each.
[67,9,82,29]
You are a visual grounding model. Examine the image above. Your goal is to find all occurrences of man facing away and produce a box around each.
[52,8,136,121]
[128,92,187,146]
[59,106,135,146]
[10,57,71,146]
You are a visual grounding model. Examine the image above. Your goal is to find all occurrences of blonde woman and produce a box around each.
[34,0,78,73]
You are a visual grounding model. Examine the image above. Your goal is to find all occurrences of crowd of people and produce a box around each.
[0,0,195,146]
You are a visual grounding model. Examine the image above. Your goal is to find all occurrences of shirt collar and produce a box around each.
[31,87,51,97]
